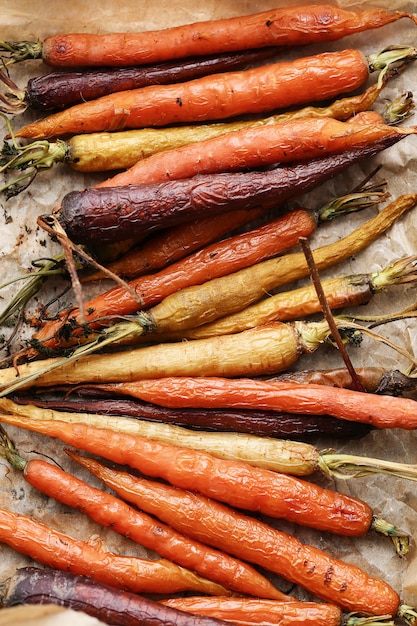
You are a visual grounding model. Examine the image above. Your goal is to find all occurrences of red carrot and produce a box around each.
[2,5,416,67]
[0,402,406,538]
[13,48,377,139]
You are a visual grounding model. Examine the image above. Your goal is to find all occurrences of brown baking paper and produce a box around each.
[0,1,417,624]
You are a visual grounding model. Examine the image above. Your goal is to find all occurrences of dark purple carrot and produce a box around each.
[11,390,373,440]
[0,47,279,113]
[55,132,407,247]
[0,567,233,626]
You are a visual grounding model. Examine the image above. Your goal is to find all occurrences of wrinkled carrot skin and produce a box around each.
[24,322,310,385]
[20,457,282,599]
[137,273,376,342]
[0,505,228,595]
[13,392,372,440]
[82,116,404,191]
[19,193,417,365]
[57,130,406,251]
[131,193,417,336]
[83,206,266,281]
[57,170,317,246]
[0,567,233,626]
[26,47,279,110]
[161,597,343,626]
[74,80,383,179]
[70,453,400,616]
[73,83,384,176]
[38,208,317,348]
[15,49,369,139]
[38,5,417,67]
[0,410,373,536]
[270,367,417,397]
[34,137,406,352]
[115,376,417,431]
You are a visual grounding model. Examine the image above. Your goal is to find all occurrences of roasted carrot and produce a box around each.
[0,432,283,600]
[12,389,373,440]
[0,47,279,113]
[0,403,406,539]
[91,376,417,431]
[67,451,406,617]
[1,320,368,392]
[160,597,345,626]
[271,367,417,396]
[77,88,415,188]
[153,254,417,342]
[82,206,267,282]
[68,115,415,197]
[0,567,234,626]
[32,168,394,354]
[13,48,395,139]
[1,74,402,187]
[4,399,417,479]
[2,193,413,387]
[2,5,416,67]
[0,505,229,596]
[34,180,388,351]
[55,123,416,247]
[57,128,415,246]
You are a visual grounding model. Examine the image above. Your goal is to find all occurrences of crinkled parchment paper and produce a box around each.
[0,0,417,624]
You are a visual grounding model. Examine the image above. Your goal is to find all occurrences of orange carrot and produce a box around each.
[0,505,229,596]
[112,108,413,189]
[160,597,344,626]
[82,206,266,281]
[13,49,373,139]
[2,78,401,200]
[3,5,416,67]
[100,376,417,431]
[0,404,399,538]
[68,451,404,617]
[67,115,415,193]
[0,435,283,600]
